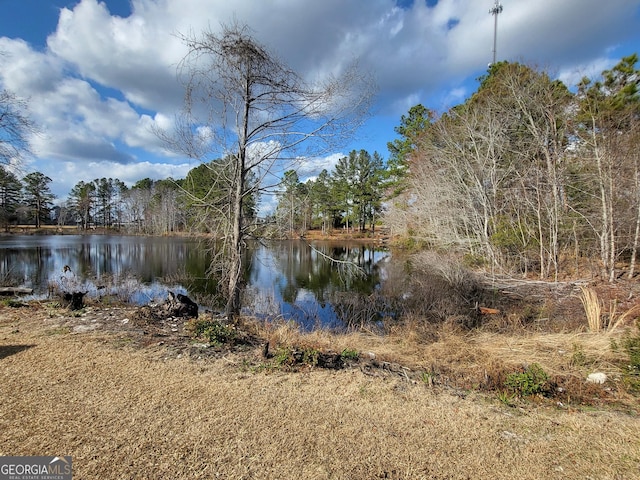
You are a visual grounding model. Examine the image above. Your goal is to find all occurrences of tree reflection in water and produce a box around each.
[0,236,389,329]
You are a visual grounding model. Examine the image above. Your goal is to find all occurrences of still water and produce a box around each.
[0,235,389,329]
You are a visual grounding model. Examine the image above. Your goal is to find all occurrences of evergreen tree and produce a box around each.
[69,181,96,230]
[385,104,432,197]
[0,166,21,231]
[22,172,55,228]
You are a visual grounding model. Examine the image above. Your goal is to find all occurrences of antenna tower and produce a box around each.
[489,0,503,65]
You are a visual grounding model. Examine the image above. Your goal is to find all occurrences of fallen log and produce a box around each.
[0,287,33,296]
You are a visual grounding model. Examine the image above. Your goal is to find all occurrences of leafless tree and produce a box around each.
[0,89,36,166]
[159,23,374,317]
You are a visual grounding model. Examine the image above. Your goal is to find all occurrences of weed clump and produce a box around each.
[504,363,549,397]
[187,318,237,346]
[621,322,640,392]
[1,299,27,308]
[340,348,359,360]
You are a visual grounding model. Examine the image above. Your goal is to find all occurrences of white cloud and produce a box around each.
[44,159,194,201]
[557,57,619,90]
[1,0,639,204]
[297,153,345,181]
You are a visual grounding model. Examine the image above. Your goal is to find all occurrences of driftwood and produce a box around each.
[0,287,33,296]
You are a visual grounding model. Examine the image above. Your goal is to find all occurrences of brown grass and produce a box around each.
[1,303,639,479]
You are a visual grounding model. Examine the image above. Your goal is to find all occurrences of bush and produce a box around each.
[272,346,320,368]
[504,363,548,397]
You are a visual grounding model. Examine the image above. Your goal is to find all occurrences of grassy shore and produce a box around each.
[0,300,639,479]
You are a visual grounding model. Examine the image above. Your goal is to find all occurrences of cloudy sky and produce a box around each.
[1,0,639,205]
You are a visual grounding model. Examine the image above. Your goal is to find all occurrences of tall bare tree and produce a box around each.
[574,55,640,281]
[162,23,373,317]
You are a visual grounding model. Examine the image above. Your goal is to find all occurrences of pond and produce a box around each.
[0,235,391,330]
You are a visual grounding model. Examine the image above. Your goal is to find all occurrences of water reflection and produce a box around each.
[246,241,388,329]
[0,235,388,329]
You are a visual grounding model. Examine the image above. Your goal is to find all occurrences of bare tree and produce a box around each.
[495,65,572,280]
[574,55,640,281]
[403,63,572,278]
[0,89,36,166]
[160,23,373,317]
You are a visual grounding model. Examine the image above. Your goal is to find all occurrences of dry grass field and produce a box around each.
[0,300,639,479]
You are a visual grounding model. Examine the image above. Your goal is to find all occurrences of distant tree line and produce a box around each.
[0,149,388,237]
[274,149,385,236]
[3,37,638,285]
[0,170,55,230]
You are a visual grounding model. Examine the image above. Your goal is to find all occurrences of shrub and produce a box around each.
[621,324,640,392]
[623,335,640,372]
[504,363,548,397]
[271,346,322,369]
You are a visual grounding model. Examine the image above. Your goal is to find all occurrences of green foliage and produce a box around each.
[462,253,487,268]
[330,150,385,231]
[504,363,548,397]
[301,347,319,366]
[571,343,587,367]
[188,318,237,346]
[621,328,640,392]
[277,149,385,234]
[271,346,321,369]
[622,332,640,374]
[385,104,432,197]
[420,371,434,386]
[490,215,535,254]
[497,391,517,407]
[22,172,55,228]
[0,166,22,230]
[340,348,359,360]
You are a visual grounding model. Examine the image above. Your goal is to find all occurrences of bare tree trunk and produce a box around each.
[160,24,372,318]
[226,79,250,318]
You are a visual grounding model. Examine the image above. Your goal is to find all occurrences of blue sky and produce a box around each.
[1,0,639,211]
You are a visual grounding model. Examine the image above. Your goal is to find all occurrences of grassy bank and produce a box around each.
[1,301,639,479]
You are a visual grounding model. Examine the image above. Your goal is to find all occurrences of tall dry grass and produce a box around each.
[579,286,640,333]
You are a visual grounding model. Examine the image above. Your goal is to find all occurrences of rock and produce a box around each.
[586,372,607,384]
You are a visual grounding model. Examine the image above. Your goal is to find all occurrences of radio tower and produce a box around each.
[489,0,503,65]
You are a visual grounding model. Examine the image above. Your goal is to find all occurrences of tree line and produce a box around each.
[387,54,640,281]
[0,148,388,236]
[274,149,385,236]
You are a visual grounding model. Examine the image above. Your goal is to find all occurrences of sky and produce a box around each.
[1,0,639,212]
